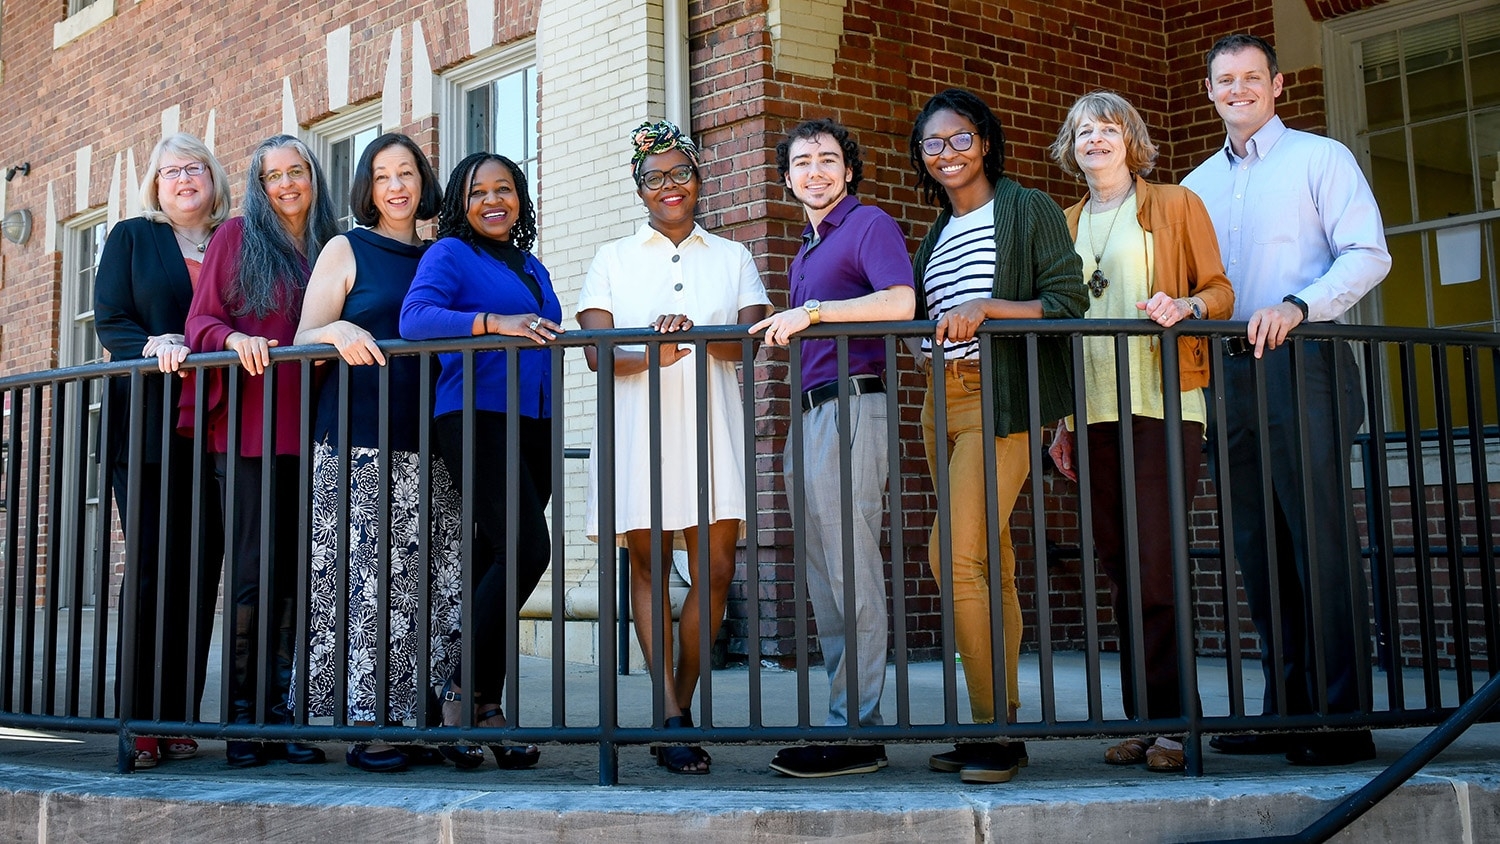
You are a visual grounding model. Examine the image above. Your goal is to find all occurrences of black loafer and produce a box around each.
[1286,731,1376,767]
[346,744,409,773]
[226,740,266,769]
[277,741,327,764]
[1208,733,1295,755]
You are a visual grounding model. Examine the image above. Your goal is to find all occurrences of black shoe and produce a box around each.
[930,741,1029,772]
[769,745,886,778]
[273,741,327,764]
[346,744,409,773]
[397,745,446,766]
[1286,731,1376,767]
[226,740,266,769]
[958,743,1025,784]
[1208,733,1296,755]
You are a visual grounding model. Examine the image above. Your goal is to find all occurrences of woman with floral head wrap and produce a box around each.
[578,120,769,774]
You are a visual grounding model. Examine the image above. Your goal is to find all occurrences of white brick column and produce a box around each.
[528,0,665,630]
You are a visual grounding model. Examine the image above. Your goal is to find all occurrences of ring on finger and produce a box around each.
[528,318,542,331]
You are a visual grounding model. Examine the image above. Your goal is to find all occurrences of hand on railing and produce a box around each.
[142,334,190,374]
[1048,423,1077,483]
[1136,292,1193,328]
[482,312,564,344]
[1246,300,1306,358]
[317,320,387,367]
[224,333,278,376]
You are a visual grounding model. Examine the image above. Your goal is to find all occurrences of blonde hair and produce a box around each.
[139,132,232,227]
[1049,91,1159,180]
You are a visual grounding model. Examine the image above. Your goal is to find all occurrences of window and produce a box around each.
[58,211,107,606]
[1329,0,1500,428]
[440,44,539,194]
[307,103,382,231]
[53,0,113,48]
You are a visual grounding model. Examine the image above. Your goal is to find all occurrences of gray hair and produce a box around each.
[231,134,340,320]
[139,133,231,228]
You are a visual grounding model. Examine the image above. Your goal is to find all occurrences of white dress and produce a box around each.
[578,222,770,540]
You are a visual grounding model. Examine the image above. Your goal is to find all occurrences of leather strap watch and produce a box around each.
[802,299,822,325]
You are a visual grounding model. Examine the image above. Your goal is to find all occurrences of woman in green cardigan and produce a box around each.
[907,88,1088,785]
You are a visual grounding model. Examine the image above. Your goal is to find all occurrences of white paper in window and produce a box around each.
[1436,224,1481,286]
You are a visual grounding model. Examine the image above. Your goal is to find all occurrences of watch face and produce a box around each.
[803,299,821,310]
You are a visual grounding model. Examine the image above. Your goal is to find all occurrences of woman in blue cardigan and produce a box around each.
[400,152,562,770]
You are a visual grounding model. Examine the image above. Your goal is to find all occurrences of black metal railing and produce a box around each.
[0,319,1496,794]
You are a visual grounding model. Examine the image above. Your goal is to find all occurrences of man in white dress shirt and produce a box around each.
[1181,33,1391,767]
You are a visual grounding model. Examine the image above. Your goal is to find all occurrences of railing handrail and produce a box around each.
[7,318,1498,391]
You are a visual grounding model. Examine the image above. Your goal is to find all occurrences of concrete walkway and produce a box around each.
[3,611,1499,842]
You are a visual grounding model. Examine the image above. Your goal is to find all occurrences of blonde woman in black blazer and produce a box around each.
[94,132,230,770]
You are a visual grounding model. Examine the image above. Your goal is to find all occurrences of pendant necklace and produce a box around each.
[1086,184,1132,298]
[175,228,211,253]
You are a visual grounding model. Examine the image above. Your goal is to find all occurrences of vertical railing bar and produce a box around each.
[1361,340,1402,710]
[1070,333,1103,723]
[1113,333,1147,725]
[1464,348,1498,683]
[834,335,859,738]
[503,338,521,734]
[597,337,620,785]
[3,386,24,711]
[1207,340,1244,719]
[333,361,352,728]
[1159,324,1200,775]
[1430,345,1474,700]
[20,383,42,714]
[743,336,763,728]
[1025,334,1057,725]
[66,376,92,718]
[549,346,566,726]
[1250,349,1289,719]
[789,341,809,728]
[976,332,1008,736]
[42,379,65,716]
[1399,342,1440,708]
[374,359,393,730]
[646,338,665,730]
[884,335,909,729]
[695,336,713,730]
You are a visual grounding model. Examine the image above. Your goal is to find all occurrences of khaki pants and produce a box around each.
[921,369,1029,722]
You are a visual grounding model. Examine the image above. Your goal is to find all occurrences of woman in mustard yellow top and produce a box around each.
[1047,91,1233,774]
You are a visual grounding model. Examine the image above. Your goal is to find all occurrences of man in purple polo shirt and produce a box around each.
[751,118,915,778]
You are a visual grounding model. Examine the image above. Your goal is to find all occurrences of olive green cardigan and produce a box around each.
[912,177,1089,435]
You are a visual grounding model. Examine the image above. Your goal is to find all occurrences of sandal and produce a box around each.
[436,680,485,770]
[1146,739,1186,774]
[133,737,159,769]
[1104,736,1153,765]
[161,738,199,760]
[476,706,540,770]
[654,713,710,775]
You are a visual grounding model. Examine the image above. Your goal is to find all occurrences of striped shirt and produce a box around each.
[920,198,995,361]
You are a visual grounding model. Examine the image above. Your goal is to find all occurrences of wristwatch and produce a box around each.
[1186,297,1204,320]
[802,299,822,325]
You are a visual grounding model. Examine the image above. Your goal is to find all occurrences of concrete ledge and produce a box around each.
[5,762,1500,843]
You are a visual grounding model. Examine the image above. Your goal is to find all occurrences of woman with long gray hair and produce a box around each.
[180,133,340,768]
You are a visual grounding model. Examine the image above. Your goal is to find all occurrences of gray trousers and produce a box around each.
[783,392,890,727]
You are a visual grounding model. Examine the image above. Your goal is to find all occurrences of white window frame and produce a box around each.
[1325,0,1500,330]
[306,102,384,232]
[58,209,108,607]
[54,0,113,49]
[437,42,538,190]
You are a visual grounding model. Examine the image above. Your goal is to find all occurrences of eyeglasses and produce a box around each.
[260,166,309,185]
[638,164,696,191]
[158,163,207,180]
[920,132,977,157]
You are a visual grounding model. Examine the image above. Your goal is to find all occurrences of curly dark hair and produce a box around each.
[349,133,442,228]
[909,89,1006,212]
[775,118,863,196]
[435,152,536,253]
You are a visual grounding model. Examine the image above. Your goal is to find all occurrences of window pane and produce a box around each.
[492,70,526,163]
[1468,7,1500,109]
[1478,109,1500,211]
[466,86,491,156]
[1430,226,1493,329]
[1411,116,1474,220]
[1381,231,1428,328]
[1362,32,1405,132]
[331,137,354,223]
[1405,17,1466,121]
[1367,129,1413,225]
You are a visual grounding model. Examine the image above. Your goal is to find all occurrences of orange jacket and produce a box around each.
[1064,176,1234,392]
